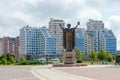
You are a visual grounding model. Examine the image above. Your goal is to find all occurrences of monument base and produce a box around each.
[63,50,76,64]
[53,50,87,67]
[53,63,87,67]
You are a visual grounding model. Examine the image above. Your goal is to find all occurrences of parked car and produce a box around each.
[36,58,46,62]
[49,58,60,63]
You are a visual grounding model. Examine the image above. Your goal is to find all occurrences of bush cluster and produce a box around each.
[16,61,44,65]
[76,60,82,63]
[0,54,44,65]
[0,54,15,65]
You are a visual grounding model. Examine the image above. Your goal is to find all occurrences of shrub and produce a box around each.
[16,61,44,65]
[76,60,82,63]
[19,56,25,62]
[48,62,54,64]
[1,58,7,65]
[10,56,15,64]
[0,53,15,65]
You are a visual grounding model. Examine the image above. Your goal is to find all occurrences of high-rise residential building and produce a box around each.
[0,38,3,54]
[2,37,20,60]
[20,26,41,55]
[40,27,57,54]
[87,19,104,30]
[102,30,116,54]
[14,37,20,60]
[75,28,87,54]
[20,26,57,60]
[86,19,116,54]
[49,18,65,54]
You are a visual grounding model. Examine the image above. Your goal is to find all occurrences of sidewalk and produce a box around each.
[31,65,95,80]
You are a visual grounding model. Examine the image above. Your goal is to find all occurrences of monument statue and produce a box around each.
[59,21,80,65]
[53,21,87,66]
[60,22,80,52]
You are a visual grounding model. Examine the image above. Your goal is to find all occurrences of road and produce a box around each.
[0,65,40,80]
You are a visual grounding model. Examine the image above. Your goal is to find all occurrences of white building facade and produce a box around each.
[20,26,57,60]
[86,19,116,54]
[49,18,65,54]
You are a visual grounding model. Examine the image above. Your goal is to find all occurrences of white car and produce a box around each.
[49,58,60,62]
[36,58,46,62]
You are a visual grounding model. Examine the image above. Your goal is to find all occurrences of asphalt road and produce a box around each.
[0,65,40,80]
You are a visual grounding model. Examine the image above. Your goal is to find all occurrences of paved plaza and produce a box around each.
[33,65,120,80]
[0,65,120,80]
[0,65,39,80]
[55,65,120,80]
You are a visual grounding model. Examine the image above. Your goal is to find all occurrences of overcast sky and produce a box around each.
[0,0,120,50]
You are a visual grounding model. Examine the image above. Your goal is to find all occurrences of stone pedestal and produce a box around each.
[63,50,76,64]
[53,50,87,67]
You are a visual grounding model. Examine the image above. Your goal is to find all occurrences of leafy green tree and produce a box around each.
[75,48,83,60]
[112,55,116,61]
[105,52,112,62]
[97,49,106,61]
[10,56,15,64]
[19,56,25,62]
[82,53,87,61]
[6,54,11,61]
[6,54,15,61]
[89,50,96,63]
[1,58,7,65]
[0,54,7,60]
[0,53,15,64]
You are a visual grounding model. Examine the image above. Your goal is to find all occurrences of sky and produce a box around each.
[0,0,120,50]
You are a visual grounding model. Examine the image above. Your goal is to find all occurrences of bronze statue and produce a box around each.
[60,22,80,52]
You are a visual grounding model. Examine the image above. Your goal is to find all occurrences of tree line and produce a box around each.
[75,48,116,64]
[0,54,15,65]
[0,54,44,65]
[0,49,116,65]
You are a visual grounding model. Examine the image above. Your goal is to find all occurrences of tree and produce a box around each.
[0,53,15,65]
[112,55,116,61]
[75,48,83,60]
[97,49,106,61]
[105,52,112,62]
[1,58,7,65]
[0,54,7,60]
[6,54,15,62]
[89,50,96,63]
[10,56,15,64]
[19,56,25,62]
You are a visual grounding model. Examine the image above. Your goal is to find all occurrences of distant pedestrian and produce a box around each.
[46,58,48,65]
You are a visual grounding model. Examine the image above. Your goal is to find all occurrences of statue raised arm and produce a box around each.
[59,24,64,30]
[74,21,80,29]
[59,21,80,52]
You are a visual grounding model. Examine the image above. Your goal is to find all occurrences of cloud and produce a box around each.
[0,0,120,50]
[0,0,88,32]
[75,8,102,27]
